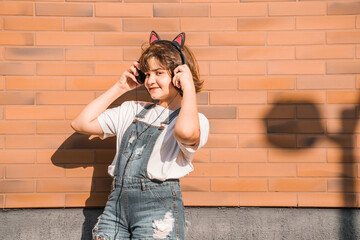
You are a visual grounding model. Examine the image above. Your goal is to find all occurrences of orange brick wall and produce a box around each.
[0,0,359,208]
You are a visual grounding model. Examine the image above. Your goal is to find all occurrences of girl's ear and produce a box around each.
[149,31,160,44]
[172,32,185,48]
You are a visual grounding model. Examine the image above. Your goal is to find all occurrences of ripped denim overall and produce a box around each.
[93,104,185,240]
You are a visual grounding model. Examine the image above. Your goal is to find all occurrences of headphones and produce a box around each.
[136,31,186,84]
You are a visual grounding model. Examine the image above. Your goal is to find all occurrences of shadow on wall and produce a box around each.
[263,98,359,240]
[51,87,152,240]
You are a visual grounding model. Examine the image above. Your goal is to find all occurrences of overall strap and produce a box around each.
[135,103,155,119]
[161,107,181,125]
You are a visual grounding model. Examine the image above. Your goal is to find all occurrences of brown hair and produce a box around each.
[138,41,203,96]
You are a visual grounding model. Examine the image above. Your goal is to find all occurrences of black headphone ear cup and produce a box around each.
[136,68,146,84]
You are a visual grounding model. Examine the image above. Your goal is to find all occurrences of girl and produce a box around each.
[71,31,209,240]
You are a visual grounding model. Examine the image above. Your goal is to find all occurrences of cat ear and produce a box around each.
[172,32,185,48]
[149,31,160,44]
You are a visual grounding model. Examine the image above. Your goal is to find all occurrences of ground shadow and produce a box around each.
[263,98,359,239]
[51,87,152,240]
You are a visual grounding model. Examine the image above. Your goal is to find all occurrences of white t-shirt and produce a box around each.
[97,101,209,181]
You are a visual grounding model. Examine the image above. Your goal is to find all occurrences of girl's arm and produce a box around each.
[172,65,201,147]
[71,62,141,138]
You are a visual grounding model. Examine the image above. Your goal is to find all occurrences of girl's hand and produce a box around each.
[172,64,195,93]
[117,61,141,91]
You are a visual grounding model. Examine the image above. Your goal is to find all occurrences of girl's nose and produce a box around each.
[147,73,156,84]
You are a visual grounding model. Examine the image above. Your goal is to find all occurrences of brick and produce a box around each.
[327,120,360,134]
[0,137,4,149]
[5,135,65,149]
[181,18,236,32]
[268,91,325,104]
[240,193,297,207]
[36,3,93,17]
[327,91,360,104]
[37,179,91,192]
[269,61,325,75]
[4,17,62,31]
[94,178,112,192]
[123,19,179,32]
[198,92,209,105]
[0,121,36,134]
[327,149,360,163]
[238,134,296,148]
[95,33,148,46]
[65,106,85,120]
[197,106,236,119]
[211,179,267,192]
[211,3,266,17]
[357,46,360,58]
[328,179,360,193]
[182,192,239,206]
[192,149,209,163]
[0,167,3,178]
[0,63,35,76]
[297,16,355,30]
[298,164,357,177]
[6,164,65,178]
[5,48,64,61]
[210,33,265,46]
[36,121,72,134]
[0,92,34,105]
[239,77,294,89]
[0,32,34,45]
[298,193,357,207]
[189,163,238,177]
[298,134,353,148]
[202,77,237,90]
[123,48,142,61]
[269,149,326,163]
[239,105,295,119]
[0,196,3,208]
[0,150,36,164]
[182,33,209,46]
[328,1,360,15]
[211,149,267,163]
[327,31,360,44]
[268,32,324,45]
[96,4,152,17]
[5,106,64,120]
[0,180,35,193]
[95,63,129,76]
[36,91,94,105]
[37,63,94,76]
[296,46,354,60]
[6,77,65,91]
[68,165,108,178]
[238,47,294,60]
[267,119,325,134]
[239,164,296,177]
[154,4,209,17]
[270,179,326,192]
[38,149,95,164]
[210,62,266,75]
[0,2,33,16]
[184,0,235,2]
[191,47,237,61]
[66,48,122,61]
[6,194,65,208]
[327,61,360,74]
[210,119,265,134]
[269,2,326,16]
[210,91,266,104]
[64,18,122,32]
[36,33,93,46]
[65,193,108,207]
[66,77,117,91]
[297,103,356,119]
[238,17,294,31]
[180,178,209,192]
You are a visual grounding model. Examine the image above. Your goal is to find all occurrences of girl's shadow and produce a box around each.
[51,87,152,239]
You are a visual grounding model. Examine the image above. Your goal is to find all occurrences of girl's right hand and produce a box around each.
[117,62,142,91]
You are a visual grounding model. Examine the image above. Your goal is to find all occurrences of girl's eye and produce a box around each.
[146,73,150,77]
[156,71,162,75]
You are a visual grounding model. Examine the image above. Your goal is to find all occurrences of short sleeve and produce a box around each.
[97,106,122,139]
[177,113,209,154]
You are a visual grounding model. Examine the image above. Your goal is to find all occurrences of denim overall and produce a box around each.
[93,104,185,240]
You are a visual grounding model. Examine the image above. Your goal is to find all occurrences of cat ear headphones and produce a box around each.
[135,31,186,84]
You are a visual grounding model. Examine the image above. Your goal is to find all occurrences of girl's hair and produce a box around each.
[138,42,203,95]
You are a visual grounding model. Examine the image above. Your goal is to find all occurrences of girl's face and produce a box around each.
[144,57,179,106]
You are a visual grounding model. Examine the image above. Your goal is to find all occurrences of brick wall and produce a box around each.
[0,0,359,208]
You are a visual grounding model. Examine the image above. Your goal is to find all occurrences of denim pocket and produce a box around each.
[149,185,175,209]
[122,129,152,161]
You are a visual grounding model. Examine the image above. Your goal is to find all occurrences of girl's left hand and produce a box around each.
[172,64,195,92]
